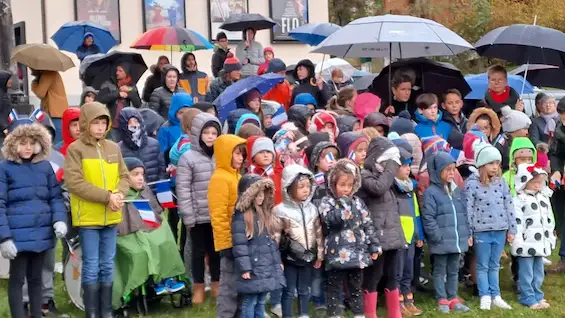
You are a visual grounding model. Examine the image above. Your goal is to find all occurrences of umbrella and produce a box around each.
[510,64,565,89]
[288,23,341,46]
[11,44,75,72]
[315,58,358,82]
[79,53,105,81]
[353,73,379,91]
[464,73,534,100]
[219,13,276,32]
[214,73,285,122]
[82,51,147,90]
[475,24,565,68]
[130,27,213,54]
[311,15,474,58]
[51,20,116,54]
[371,58,471,102]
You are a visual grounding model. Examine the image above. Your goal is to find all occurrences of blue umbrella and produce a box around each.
[464,73,534,100]
[51,20,116,54]
[214,73,285,122]
[289,23,341,46]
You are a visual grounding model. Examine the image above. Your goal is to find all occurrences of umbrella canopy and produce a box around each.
[475,24,565,67]
[353,73,379,91]
[464,73,534,100]
[315,58,358,82]
[510,64,565,89]
[219,13,276,32]
[11,44,75,72]
[371,58,471,102]
[130,27,213,52]
[214,73,284,122]
[79,53,105,81]
[288,23,341,46]
[51,20,116,54]
[82,51,147,90]
[311,15,474,58]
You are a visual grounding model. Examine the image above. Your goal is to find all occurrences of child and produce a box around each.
[157,92,194,158]
[466,107,501,144]
[441,89,467,134]
[118,107,166,183]
[311,110,338,141]
[242,89,264,124]
[319,159,381,317]
[0,121,67,318]
[337,115,362,134]
[169,108,202,166]
[232,175,286,318]
[536,143,550,173]
[257,46,275,75]
[390,114,423,176]
[227,108,262,136]
[64,102,130,317]
[294,93,318,113]
[502,137,536,196]
[327,86,357,116]
[305,137,340,206]
[484,64,523,114]
[422,151,471,313]
[246,136,276,177]
[284,104,312,137]
[55,107,81,155]
[276,165,324,318]
[238,123,265,139]
[363,111,390,136]
[414,93,463,150]
[81,86,98,105]
[208,134,247,318]
[511,163,556,309]
[382,73,416,117]
[336,131,368,168]
[177,113,222,304]
[496,105,532,172]
[463,141,516,310]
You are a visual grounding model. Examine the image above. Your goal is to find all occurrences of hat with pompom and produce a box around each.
[389,110,415,136]
[223,52,242,73]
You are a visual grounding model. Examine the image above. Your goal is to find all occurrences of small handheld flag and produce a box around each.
[131,200,160,228]
[7,109,17,123]
[148,179,177,209]
[348,151,356,161]
[325,152,336,163]
[31,108,45,121]
[315,172,325,185]
[263,165,274,177]
[64,238,78,261]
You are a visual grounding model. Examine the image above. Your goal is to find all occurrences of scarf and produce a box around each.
[128,124,143,148]
[541,112,559,136]
[113,75,132,128]
[488,87,510,104]
[394,177,413,193]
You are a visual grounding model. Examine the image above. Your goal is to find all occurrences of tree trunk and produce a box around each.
[0,0,15,72]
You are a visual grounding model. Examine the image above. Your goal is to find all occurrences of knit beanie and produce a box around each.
[266,58,286,74]
[462,125,489,165]
[537,151,549,169]
[264,47,274,56]
[251,136,275,159]
[501,106,531,133]
[223,52,242,73]
[311,111,337,137]
[245,89,261,105]
[389,110,415,136]
[294,93,317,108]
[124,157,145,172]
[474,141,502,168]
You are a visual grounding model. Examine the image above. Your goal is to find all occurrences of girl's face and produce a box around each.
[353,141,368,166]
[318,148,338,173]
[165,71,178,88]
[231,147,244,170]
[265,52,274,61]
[292,178,311,202]
[335,174,354,198]
[440,163,456,184]
[247,98,261,113]
[322,123,335,136]
[17,137,35,159]
[514,156,532,166]
[263,115,273,128]
[201,126,219,147]
[297,66,309,80]
[483,161,500,178]
[255,191,265,206]
[129,167,145,190]
[396,164,411,180]
[392,82,412,102]
[84,93,96,104]
[475,118,492,138]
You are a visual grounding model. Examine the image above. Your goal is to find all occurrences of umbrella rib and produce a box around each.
[425,24,457,56]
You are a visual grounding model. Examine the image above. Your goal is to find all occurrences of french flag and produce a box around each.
[348,151,356,161]
[263,165,274,177]
[315,172,325,185]
[325,152,336,163]
[7,109,17,123]
[131,200,160,229]
[148,179,177,209]
[31,108,45,121]
[271,105,287,127]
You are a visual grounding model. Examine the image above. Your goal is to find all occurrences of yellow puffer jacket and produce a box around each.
[208,134,246,252]
[64,102,130,227]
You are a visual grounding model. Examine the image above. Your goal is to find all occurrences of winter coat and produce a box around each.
[264,80,292,111]
[549,121,565,175]
[463,173,517,235]
[381,98,417,118]
[318,159,380,270]
[414,111,464,150]
[57,107,81,156]
[118,187,163,236]
[31,71,69,118]
[76,43,101,62]
[290,60,331,109]
[232,176,286,294]
[357,137,406,251]
[467,107,501,143]
[363,112,389,132]
[142,63,164,102]
[65,102,130,227]
[416,166,465,207]
[336,132,367,161]
[236,40,265,77]
[118,108,166,183]
[177,113,220,228]
[205,72,232,103]
[80,86,98,106]
[275,165,324,265]
[209,134,247,251]
[336,116,360,134]
[530,115,557,146]
[179,53,209,101]
[394,179,424,244]
[0,123,66,253]
[97,78,142,127]
[502,137,537,196]
[484,86,520,115]
[494,133,513,173]
[286,104,312,136]
[148,65,186,120]
[157,93,194,154]
[0,71,13,133]
[442,111,468,134]
[211,45,230,78]
[422,152,470,255]
[307,141,339,206]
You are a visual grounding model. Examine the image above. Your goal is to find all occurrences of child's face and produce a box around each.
[483,161,500,178]
[525,174,545,193]
[392,81,412,102]
[396,164,411,180]
[265,52,274,61]
[352,122,361,132]
[475,118,492,138]
[17,137,35,159]
[420,103,438,121]
[231,147,244,170]
[511,128,529,138]
[84,93,96,104]
[440,163,456,184]
[129,167,145,190]
[488,71,507,93]
[176,107,189,120]
[514,156,533,166]
[201,126,218,147]
[335,174,354,198]
[353,141,368,166]
[304,116,312,130]
[306,104,316,113]
[253,150,273,168]
[442,93,463,115]
[128,117,140,131]
[247,98,261,113]
[317,147,338,173]
[255,191,265,205]
[292,178,311,202]
[69,120,80,140]
[89,117,107,140]
[322,123,335,136]
[263,115,273,128]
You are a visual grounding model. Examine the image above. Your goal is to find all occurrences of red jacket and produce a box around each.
[59,107,81,156]
[263,81,292,111]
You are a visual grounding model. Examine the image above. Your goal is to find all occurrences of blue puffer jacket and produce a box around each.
[118,107,166,183]
[157,93,194,156]
[0,123,66,253]
[422,152,470,255]
[414,111,464,150]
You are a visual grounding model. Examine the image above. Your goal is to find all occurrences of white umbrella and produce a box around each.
[314,58,358,82]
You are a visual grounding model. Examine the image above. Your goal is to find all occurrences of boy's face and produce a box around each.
[335,174,354,198]
[475,118,492,138]
[525,174,545,193]
[440,163,456,184]
[176,107,189,120]
[317,147,338,173]
[420,103,438,121]
[17,137,35,159]
[263,115,273,128]
[392,81,412,102]
[297,66,308,80]
[514,155,533,166]
[69,120,80,140]
[488,71,507,93]
[442,93,463,115]
[265,52,274,61]
[201,126,219,147]
[84,93,96,104]
[511,128,529,138]
[352,122,361,132]
[292,178,311,201]
[353,141,368,166]
[89,117,107,140]
[253,150,273,168]
[231,147,244,170]
[129,167,145,190]
[396,164,411,180]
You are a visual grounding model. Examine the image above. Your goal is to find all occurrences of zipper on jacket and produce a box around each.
[447,192,462,254]
[96,143,108,226]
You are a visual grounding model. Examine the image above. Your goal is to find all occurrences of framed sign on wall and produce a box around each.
[142,0,186,31]
[75,0,121,42]
[208,0,249,41]
[270,0,308,42]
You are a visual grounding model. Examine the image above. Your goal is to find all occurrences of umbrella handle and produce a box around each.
[520,61,529,95]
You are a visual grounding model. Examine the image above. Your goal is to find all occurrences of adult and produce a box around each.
[530,93,558,145]
[0,71,12,134]
[257,47,274,75]
[148,64,185,120]
[235,28,265,78]
[97,64,142,141]
[142,55,170,103]
[211,32,230,78]
[31,70,69,144]
[484,64,523,115]
[76,32,101,62]
[179,53,209,102]
[263,58,292,111]
[205,53,242,103]
[290,59,331,109]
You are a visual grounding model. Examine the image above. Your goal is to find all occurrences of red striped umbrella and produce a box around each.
[131,27,213,53]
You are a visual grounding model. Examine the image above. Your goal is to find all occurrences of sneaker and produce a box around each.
[164,278,185,293]
[400,302,413,316]
[452,302,470,312]
[154,283,167,295]
[404,294,423,316]
[480,296,491,310]
[529,303,545,310]
[270,304,282,317]
[491,296,512,309]
[543,257,552,266]
[540,299,550,308]
[42,299,70,317]
[438,300,450,313]
[314,305,327,317]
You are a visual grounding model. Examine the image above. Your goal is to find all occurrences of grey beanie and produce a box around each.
[501,106,531,133]
[251,136,275,159]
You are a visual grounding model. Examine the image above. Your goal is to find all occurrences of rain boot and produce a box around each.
[82,284,100,318]
[192,283,206,305]
[211,281,220,298]
[363,290,378,318]
[100,283,114,318]
[384,289,402,318]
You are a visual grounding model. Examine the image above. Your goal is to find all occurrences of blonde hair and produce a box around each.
[479,164,501,185]
[181,108,202,134]
[328,86,356,110]
[362,127,380,141]
[242,184,281,239]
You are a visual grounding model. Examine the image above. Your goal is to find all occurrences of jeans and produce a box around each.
[241,292,268,318]
[396,242,416,296]
[190,223,220,283]
[363,249,399,292]
[282,262,312,318]
[51,117,62,145]
[474,231,506,297]
[517,257,545,307]
[218,254,238,318]
[432,253,460,301]
[326,269,363,316]
[311,266,326,307]
[9,251,46,318]
[270,288,282,306]
[79,226,118,285]
[22,247,55,303]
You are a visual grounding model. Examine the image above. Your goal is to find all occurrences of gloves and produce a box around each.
[53,221,68,239]
[0,240,17,260]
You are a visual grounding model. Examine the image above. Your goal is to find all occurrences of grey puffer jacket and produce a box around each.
[176,113,220,228]
[357,137,406,251]
[148,65,186,119]
[235,39,265,77]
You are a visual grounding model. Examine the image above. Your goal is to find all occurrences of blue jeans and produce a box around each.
[396,241,416,296]
[241,292,268,318]
[78,227,118,285]
[432,253,460,301]
[311,266,326,307]
[517,257,545,307]
[269,288,282,306]
[282,263,312,318]
[51,117,62,145]
[474,231,506,297]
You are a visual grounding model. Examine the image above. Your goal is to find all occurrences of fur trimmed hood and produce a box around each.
[2,123,52,163]
[467,107,501,141]
[327,158,362,198]
[236,175,275,212]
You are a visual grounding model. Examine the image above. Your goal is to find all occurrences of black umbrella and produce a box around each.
[220,13,276,32]
[83,51,147,90]
[353,73,379,91]
[475,24,565,68]
[371,58,471,103]
[510,64,565,89]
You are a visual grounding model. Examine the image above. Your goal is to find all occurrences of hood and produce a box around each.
[79,102,111,144]
[294,93,317,108]
[365,136,395,172]
[236,175,275,211]
[514,163,547,193]
[304,131,331,162]
[191,112,221,152]
[140,108,165,135]
[311,111,337,136]
[428,151,455,187]
[0,71,11,93]
[281,164,315,205]
[354,92,381,121]
[180,52,196,74]
[213,134,246,173]
[160,64,180,88]
[80,86,98,105]
[337,131,367,159]
[509,137,537,166]
[227,108,261,135]
[192,102,217,116]
[467,107,501,140]
[287,104,312,132]
[168,93,194,124]
[119,107,147,149]
[61,107,81,146]
[364,112,389,131]
[336,115,360,134]
[2,123,52,163]
[293,59,315,83]
[327,158,362,198]
[307,141,339,172]
[414,110,443,125]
